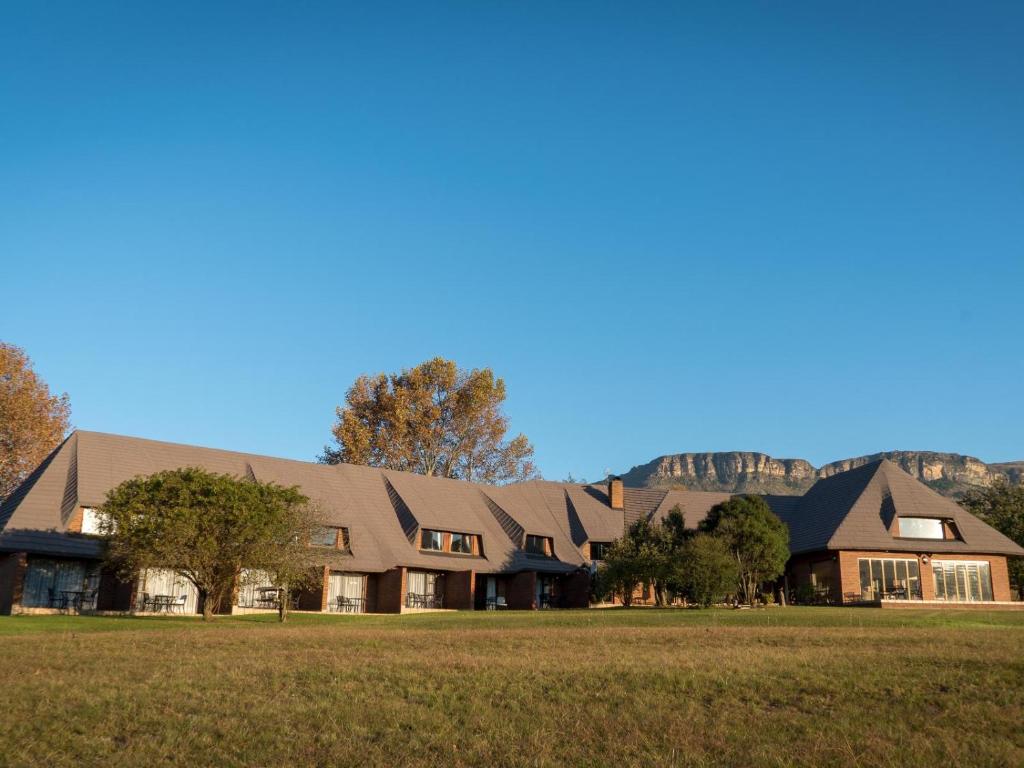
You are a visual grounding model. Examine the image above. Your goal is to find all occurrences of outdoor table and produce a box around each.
[61,590,86,611]
[152,594,176,612]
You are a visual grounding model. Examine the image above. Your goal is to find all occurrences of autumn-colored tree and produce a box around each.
[321,357,537,484]
[0,343,71,501]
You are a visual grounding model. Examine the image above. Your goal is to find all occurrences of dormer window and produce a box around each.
[80,507,107,535]
[419,529,480,555]
[313,526,351,549]
[589,541,611,561]
[897,517,958,540]
[421,529,443,551]
[525,534,553,557]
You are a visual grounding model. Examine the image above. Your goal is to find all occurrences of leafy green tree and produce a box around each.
[101,468,323,621]
[673,533,738,607]
[961,480,1024,599]
[700,495,789,605]
[595,520,673,605]
[321,357,537,484]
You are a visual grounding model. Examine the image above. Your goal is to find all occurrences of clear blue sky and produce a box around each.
[2,2,1022,480]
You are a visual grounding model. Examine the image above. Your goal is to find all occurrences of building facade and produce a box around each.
[0,432,1020,615]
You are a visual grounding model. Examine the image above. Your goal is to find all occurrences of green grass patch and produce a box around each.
[1,607,1021,767]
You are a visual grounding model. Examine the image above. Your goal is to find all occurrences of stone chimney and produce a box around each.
[608,476,624,510]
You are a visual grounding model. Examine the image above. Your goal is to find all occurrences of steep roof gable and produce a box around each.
[796,459,1024,556]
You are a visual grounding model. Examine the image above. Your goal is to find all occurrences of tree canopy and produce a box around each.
[0,342,71,501]
[673,533,739,607]
[321,357,537,484]
[961,480,1024,598]
[699,495,790,605]
[101,467,327,620]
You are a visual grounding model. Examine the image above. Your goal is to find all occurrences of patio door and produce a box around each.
[932,561,993,602]
[137,569,200,613]
[328,572,365,612]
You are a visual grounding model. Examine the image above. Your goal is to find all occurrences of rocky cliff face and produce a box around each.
[620,450,1022,497]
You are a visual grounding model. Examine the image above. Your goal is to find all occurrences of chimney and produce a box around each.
[608,476,624,510]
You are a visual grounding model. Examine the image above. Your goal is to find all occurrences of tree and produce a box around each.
[594,520,671,606]
[673,533,738,607]
[101,468,323,621]
[0,343,71,501]
[700,495,789,605]
[961,480,1024,599]
[321,357,537,484]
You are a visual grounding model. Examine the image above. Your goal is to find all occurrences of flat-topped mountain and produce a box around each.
[619,450,1023,498]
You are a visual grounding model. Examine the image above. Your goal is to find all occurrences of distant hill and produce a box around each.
[618,450,1023,498]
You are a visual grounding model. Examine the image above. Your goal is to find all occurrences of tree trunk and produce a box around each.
[201,590,214,621]
[278,587,287,623]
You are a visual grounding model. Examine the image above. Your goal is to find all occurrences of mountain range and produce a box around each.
[618,450,1024,498]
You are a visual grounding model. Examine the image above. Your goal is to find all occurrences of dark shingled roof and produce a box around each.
[2,433,1020,567]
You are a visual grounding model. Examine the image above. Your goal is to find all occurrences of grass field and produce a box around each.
[1,608,1022,767]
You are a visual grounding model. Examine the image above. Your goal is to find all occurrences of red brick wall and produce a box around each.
[66,507,84,533]
[96,571,134,611]
[374,567,406,613]
[558,570,591,608]
[837,550,1013,603]
[445,570,475,610]
[0,552,27,615]
[507,571,537,610]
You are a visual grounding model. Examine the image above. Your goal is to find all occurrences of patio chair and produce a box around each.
[80,590,98,612]
[171,595,187,613]
[138,592,152,612]
[48,588,67,610]
[496,596,507,610]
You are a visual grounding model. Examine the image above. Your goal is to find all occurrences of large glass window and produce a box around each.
[857,558,922,600]
[21,558,97,608]
[406,570,443,608]
[932,560,993,601]
[897,518,946,539]
[420,529,443,551]
[450,532,473,554]
[589,542,611,561]
[328,572,366,613]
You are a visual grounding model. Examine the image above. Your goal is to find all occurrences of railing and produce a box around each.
[406,592,443,609]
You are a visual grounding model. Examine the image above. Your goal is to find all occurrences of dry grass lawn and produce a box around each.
[0,607,1021,767]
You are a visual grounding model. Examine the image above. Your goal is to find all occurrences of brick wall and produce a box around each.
[507,571,537,609]
[96,571,135,611]
[66,506,85,533]
[0,552,28,615]
[445,570,475,610]
[837,550,1013,603]
[558,570,591,608]
[374,567,406,613]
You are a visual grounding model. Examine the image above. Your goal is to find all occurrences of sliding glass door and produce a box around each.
[932,561,993,602]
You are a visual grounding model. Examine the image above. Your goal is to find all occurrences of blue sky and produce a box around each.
[2,2,1022,480]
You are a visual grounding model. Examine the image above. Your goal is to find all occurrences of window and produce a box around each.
[525,535,552,556]
[421,529,443,551]
[450,532,473,554]
[897,517,947,539]
[589,541,611,561]
[80,508,107,535]
[857,558,922,601]
[933,560,993,601]
[312,526,341,548]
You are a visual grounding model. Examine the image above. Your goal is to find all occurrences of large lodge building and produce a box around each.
[0,431,1020,615]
